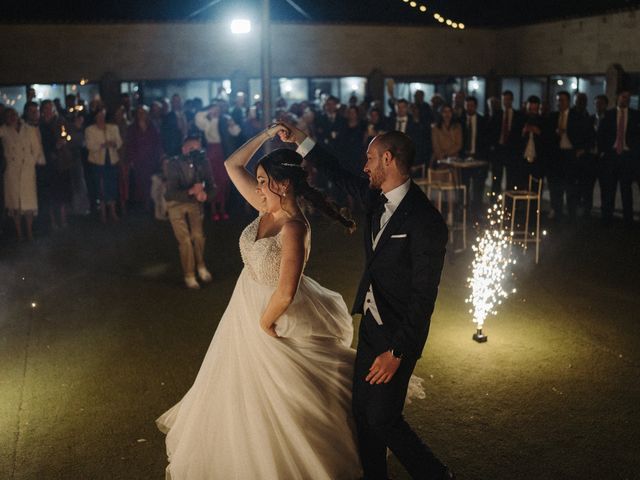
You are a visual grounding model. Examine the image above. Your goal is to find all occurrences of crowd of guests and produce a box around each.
[1,84,639,244]
[276,87,640,227]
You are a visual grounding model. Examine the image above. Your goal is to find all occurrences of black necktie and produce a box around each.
[371,194,388,239]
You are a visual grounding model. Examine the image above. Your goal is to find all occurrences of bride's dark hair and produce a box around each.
[255,148,356,232]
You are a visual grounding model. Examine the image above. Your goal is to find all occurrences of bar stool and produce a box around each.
[503,175,543,264]
[415,167,467,252]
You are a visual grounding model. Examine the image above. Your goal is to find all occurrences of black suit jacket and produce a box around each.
[462,113,489,159]
[305,144,448,360]
[597,107,640,155]
[316,113,347,147]
[488,108,524,152]
[545,108,590,152]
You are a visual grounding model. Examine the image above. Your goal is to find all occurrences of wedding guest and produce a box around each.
[195,102,242,221]
[0,108,45,241]
[164,136,215,289]
[597,89,640,226]
[585,94,608,217]
[546,91,588,221]
[67,113,91,215]
[85,108,123,223]
[23,101,40,127]
[40,100,73,229]
[364,107,388,146]
[489,90,523,195]
[461,96,489,207]
[431,104,463,164]
[126,106,163,210]
[430,94,445,122]
[514,95,545,190]
[316,96,346,149]
[337,105,366,174]
[113,106,131,213]
[452,91,466,123]
[149,100,164,133]
[162,94,188,156]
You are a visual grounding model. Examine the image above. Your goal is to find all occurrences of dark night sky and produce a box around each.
[3,0,640,27]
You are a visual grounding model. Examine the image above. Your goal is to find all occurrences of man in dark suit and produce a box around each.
[277,123,452,480]
[597,89,640,226]
[315,95,347,149]
[488,90,524,195]
[584,94,609,218]
[544,90,589,221]
[513,95,545,190]
[461,96,489,211]
[389,98,430,172]
[162,94,188,157]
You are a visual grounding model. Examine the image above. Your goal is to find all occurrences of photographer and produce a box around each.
[165,136,216,289]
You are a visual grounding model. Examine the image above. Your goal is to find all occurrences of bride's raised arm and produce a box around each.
[224,125,287,211]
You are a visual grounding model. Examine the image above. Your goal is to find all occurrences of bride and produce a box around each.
[156,124,363,479]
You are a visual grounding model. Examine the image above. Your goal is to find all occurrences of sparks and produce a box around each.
[466,202,515,331]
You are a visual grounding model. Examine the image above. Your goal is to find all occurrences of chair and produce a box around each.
[503,175,543,264]
[415,167,467,252]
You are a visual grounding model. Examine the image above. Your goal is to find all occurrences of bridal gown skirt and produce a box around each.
[157,268,362,480]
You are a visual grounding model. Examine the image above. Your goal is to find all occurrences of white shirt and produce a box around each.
[558,109,573,150]
[615,107,629,151]
[499,109,512,145]
[195,112,221,143]
[395,116,408,133]
[364,179,411,325]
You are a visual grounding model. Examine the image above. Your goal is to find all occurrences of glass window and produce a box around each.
[465,77,486,114]
[248,78,262,103]
[32,83,65,103]
[549,76,578,110]
[0,86,27,113]
[578,76,606,111]
[522,77,547,104]
[339,77,367,105]
[185,80,210,105]
[67,82,101,103]
[278,77,309,103]
[501,78,521,109]
[310,78,339,106]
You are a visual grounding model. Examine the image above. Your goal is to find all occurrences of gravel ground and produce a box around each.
[1,211,639,480]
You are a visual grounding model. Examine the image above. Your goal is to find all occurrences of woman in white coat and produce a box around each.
[85,108,123,223]
[0,108,45,241]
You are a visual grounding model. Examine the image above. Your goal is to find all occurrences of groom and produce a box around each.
[278,124,452,479]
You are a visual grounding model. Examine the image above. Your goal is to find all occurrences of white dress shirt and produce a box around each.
[615,107,630,151]
[558,109,573,150]
[395,116,408,133]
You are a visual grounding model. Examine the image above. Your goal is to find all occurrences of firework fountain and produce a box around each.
[466,197,516,343]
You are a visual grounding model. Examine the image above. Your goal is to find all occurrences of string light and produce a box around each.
[401,1,463,29]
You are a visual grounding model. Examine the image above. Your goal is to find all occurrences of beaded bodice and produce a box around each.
[240,216,308,287]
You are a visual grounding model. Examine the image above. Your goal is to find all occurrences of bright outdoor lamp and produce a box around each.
[230,19,251,34]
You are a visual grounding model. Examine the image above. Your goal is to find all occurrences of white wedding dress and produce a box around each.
[157,215,363,479]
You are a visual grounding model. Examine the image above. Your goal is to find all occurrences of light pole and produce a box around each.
[260,0,272,131]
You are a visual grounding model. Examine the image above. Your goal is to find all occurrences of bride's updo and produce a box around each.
[256,148,356,232]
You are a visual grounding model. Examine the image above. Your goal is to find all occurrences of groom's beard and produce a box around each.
[367,165,385,190]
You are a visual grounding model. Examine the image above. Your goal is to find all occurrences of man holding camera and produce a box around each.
[165,136,216,289]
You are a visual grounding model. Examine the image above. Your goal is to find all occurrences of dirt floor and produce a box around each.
[1,210,639,480]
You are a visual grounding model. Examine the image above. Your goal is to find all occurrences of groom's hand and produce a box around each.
[275,122,307,145]
[366,351,401,384]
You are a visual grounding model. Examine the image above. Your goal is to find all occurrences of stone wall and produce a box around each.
[0,9,639,85]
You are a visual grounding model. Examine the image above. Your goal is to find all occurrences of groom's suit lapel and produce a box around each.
[367,183,417,267]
